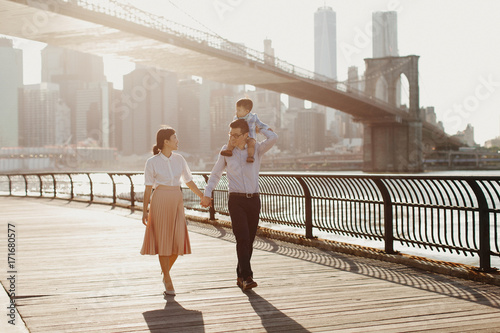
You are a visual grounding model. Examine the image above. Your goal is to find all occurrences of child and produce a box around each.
[220,98,271,163]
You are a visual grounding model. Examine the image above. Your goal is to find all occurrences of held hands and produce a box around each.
[200,196,213,208]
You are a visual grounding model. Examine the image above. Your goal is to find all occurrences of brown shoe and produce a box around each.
[242,277,257,291]
[237,277,244,288]
[220,149,233,157]
[246,156,254,163]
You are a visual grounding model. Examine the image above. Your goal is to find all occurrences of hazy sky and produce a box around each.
[6,0,500,145]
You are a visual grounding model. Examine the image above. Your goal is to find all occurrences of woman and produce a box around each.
[141,127,204,298]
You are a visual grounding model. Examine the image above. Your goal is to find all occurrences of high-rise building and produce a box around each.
[19,83,70,147]
[178,78,211,154]
[121,67,178,155]
[314,7,337,80]
[0,38,23,147]
[372,11,398,58]
[295,109,326,153]
[41,45,107,145]
[209,83,238,151]
[372,11,401,106]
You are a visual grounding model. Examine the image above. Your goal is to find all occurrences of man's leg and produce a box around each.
[245,196,261,269]
[228,196,252,279]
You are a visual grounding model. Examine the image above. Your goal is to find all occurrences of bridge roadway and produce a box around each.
[0,0,460,148]
[1,196,500,332]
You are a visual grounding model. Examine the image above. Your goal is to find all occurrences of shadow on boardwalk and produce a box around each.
[143,299,205,332]
[190,221,500,310]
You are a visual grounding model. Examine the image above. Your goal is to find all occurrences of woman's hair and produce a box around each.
[153,127,175,155]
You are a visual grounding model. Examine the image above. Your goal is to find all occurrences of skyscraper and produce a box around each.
[372,11,398,58]
[41,45,107,145]
[121,68,178,155]
[19,83,70,147]
[0,38,23,147]
[314,6,337,80]
[372,11,401,106]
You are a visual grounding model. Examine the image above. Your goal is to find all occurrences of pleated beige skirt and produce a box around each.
[140,185,191,256]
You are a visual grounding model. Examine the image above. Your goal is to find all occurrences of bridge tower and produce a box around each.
[362,55,422,172]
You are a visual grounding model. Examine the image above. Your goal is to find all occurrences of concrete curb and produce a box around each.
[186,215,500,287]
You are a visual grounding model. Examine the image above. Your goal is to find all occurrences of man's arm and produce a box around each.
[257,128,278,156]
[201,149,227,206]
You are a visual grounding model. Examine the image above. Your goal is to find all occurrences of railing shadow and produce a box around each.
[189,222,500,310]
[142,298,205,332]
[245,290,310,333]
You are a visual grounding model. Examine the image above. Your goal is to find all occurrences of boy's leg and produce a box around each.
[246,138,256,163]
[220,140,235,156]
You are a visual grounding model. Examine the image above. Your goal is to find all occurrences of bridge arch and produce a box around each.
[364,55,420,118]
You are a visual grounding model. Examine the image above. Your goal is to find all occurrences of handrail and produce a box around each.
[1,171,499,271]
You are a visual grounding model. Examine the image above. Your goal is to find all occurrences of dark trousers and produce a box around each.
[228,195,261,279]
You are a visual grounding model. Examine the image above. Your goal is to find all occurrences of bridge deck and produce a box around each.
[1,196,500,332]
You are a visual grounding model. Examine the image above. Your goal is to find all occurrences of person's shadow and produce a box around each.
[246,290,310,332]
[143,298,204,332]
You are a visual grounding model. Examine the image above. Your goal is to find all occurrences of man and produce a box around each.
[201,117,278,291]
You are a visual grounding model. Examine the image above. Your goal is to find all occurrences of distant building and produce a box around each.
[372,11,398,57]
[295,109,326,153]
[209,83,238,151]
[485,137,500,149]
[121,68,178,155]
[453,123,475,147]
[41,45,107,145]
[372,11,401,107]
[422,106,437,125]
[314,6,337,80]
[0,38,23,147]
[19,83,70,147]
[177,78,211,154]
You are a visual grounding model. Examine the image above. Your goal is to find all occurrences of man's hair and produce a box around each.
[236,98,253,111]
[230,119,249,134]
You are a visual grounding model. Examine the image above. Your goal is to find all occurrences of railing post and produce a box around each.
[125,174,135,207]
[467,179,491,271]
[296,177,314,239]
[23,175,28,196]
[108,173,117,204]
[7,175,12,195]
[67,173,74,200]
[52,174,57,198]
[86,173,94,202]
[202,175,215,220]
[38,175,43,197]
[373,178,394,254]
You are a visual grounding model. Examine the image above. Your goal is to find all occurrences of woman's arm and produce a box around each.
[185,180,204,199]
[142,185,153,226]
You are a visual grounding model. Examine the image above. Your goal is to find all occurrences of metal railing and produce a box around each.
[1,172,499,271]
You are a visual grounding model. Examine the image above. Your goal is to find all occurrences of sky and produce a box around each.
[5,0,500,145]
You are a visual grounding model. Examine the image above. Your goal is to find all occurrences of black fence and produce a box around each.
[1,172,499,271]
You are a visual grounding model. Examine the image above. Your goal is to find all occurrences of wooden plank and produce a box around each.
[1,197,499,332]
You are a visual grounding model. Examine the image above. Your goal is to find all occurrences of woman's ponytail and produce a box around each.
[153,127,175,155]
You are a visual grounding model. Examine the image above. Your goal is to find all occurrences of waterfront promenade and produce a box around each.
[1,196,500,332]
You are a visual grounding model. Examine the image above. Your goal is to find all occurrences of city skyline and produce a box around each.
[3,0,500,145]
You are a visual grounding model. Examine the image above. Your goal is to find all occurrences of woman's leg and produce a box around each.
[159,255,178,291]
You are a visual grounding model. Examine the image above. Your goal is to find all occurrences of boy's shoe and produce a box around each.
[220,149,233,157]
[246,156,255,163]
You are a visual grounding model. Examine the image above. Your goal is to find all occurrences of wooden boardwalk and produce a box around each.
[1,196,500,333]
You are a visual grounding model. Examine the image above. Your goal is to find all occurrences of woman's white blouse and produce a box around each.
[144,152,193,188]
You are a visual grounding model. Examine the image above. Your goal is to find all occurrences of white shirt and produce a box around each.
[204,129,278,196]
[144,152,193,188]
